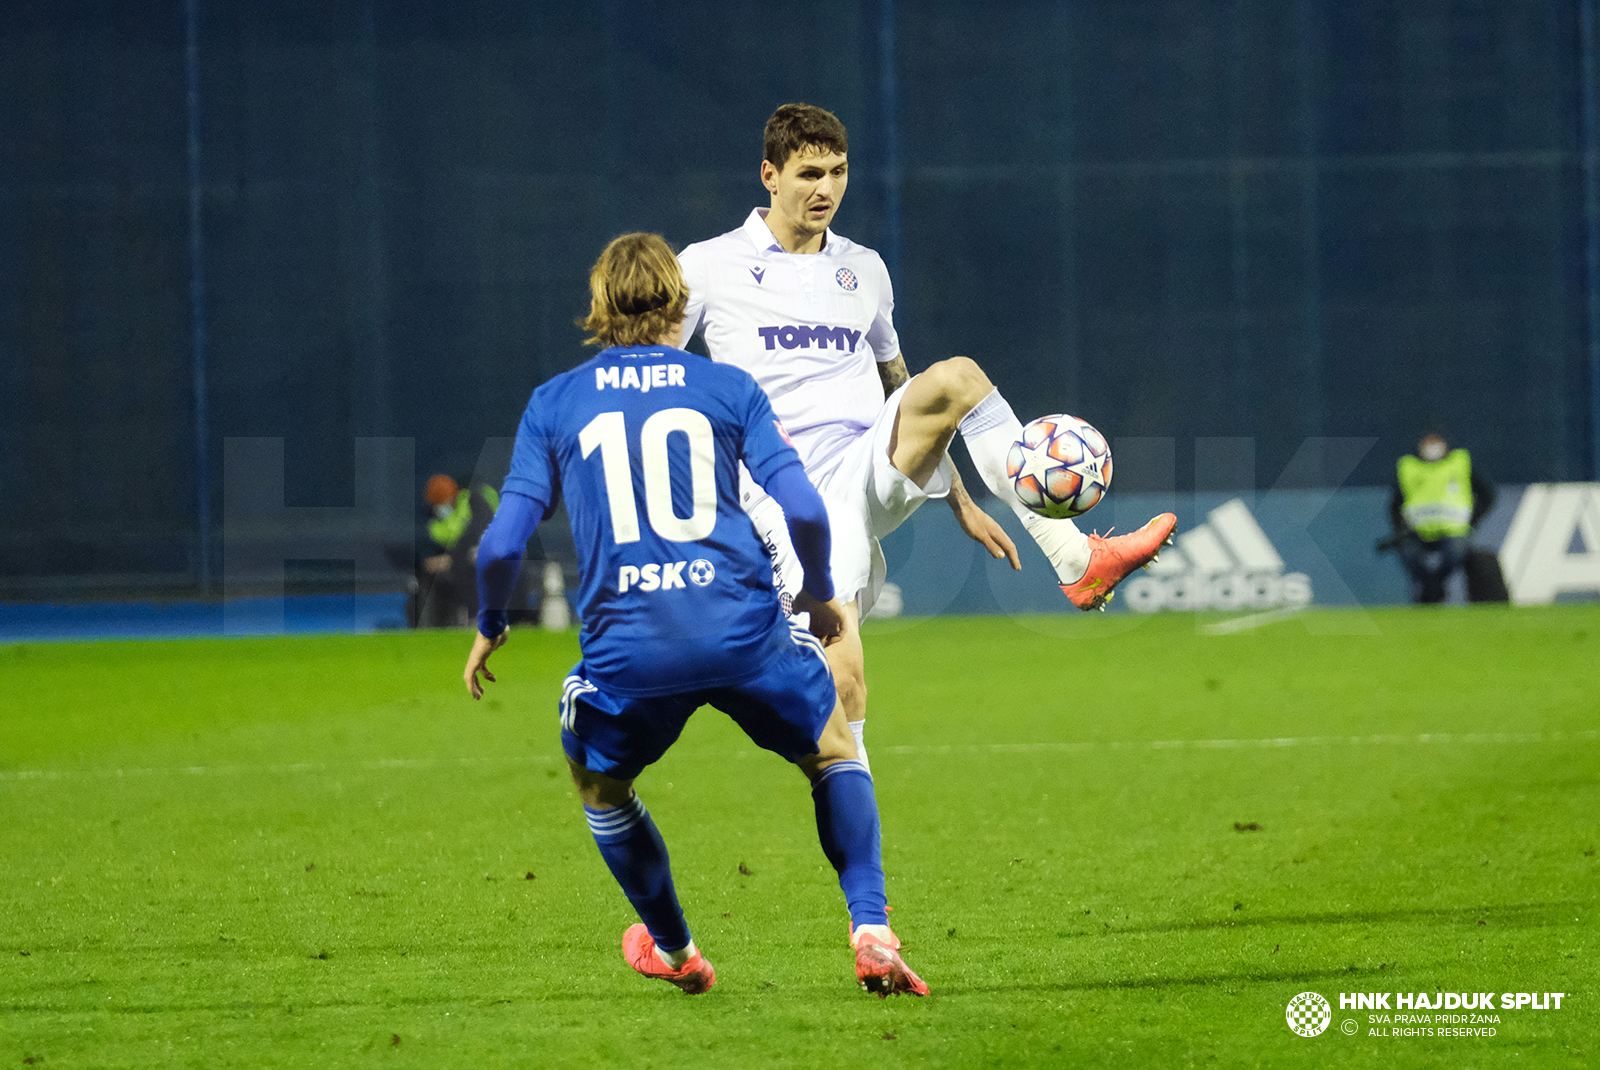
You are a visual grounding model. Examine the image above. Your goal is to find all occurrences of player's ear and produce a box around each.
[760,159,780,195]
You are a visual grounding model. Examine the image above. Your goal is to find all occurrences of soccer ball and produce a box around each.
[1006,414,1112,519]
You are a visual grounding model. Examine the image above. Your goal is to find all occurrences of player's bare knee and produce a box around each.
[835,667,867,720]
[825,637,867,719]
[828,647,867,713]
[568,759,634,809]
[925,356,993,413]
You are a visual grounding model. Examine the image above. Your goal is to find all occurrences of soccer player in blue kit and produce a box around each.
[462,233,926,997]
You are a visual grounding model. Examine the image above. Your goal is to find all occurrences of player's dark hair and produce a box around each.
[579,232,688,348]
[763,103,849,169]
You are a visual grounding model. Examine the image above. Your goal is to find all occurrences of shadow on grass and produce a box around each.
[10,902,1589,1014]
[937,963,1381,996]
[0,991,599,1016]
[1073,900,1589,938]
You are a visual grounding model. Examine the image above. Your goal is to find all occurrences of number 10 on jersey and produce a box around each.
[579,408,717,545]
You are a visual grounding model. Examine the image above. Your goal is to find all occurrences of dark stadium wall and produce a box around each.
[1,0,1596,592]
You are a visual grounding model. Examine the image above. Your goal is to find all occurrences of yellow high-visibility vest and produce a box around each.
[428,485,501,550]
[1397,449,1473,539]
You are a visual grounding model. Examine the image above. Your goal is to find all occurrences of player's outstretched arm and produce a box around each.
[474,491,545,633]
[464,628,508,700]
[946,476,1020,569]
[464,489,545,699]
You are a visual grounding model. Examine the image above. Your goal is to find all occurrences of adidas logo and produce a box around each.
[1124,498,1313,612]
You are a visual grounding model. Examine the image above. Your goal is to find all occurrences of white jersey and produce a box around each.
[678,208,899,480]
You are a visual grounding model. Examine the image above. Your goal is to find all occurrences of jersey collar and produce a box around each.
[597,344,679,360]
[743,207,838,256]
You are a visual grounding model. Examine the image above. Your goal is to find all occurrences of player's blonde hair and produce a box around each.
[580,232,688,347]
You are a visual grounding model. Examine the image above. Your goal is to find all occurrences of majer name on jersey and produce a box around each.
[595,363,688,393]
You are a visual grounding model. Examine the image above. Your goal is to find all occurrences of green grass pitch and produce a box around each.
[2,607,1596,1068]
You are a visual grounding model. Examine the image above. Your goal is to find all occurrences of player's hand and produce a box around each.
[951,494,1021,569]
[464,628,509,699]
[793,591,846,644]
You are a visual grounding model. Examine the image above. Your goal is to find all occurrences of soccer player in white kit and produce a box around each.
[678,103,1177,772]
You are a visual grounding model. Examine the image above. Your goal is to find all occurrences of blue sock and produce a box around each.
[585,795,692,953]
[811,761,889,927]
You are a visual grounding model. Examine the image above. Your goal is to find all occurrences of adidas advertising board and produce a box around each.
[1497,483,1600,606]
[869,483,1600,619]
[1121,499,1312,613]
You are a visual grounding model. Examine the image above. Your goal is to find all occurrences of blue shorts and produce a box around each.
[559,624,836,781]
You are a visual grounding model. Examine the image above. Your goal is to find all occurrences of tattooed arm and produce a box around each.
[877,353,911,396]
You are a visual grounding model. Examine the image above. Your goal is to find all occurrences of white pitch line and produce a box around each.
[3,731,1596,782]
[0,753,557,782]
[1200,606,1305,635]
[881,729,1600,755]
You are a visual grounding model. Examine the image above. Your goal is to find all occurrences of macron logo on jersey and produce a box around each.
[757,325,862,353]
[595,363,687,393]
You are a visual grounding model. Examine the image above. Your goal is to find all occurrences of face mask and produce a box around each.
[1420,441,1447,462]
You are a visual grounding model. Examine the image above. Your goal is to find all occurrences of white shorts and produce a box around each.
[744,380,953,616]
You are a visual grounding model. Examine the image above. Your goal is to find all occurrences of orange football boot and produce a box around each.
[853,932,928,998]
[622,923,716,994]
[1061,513,1178,611]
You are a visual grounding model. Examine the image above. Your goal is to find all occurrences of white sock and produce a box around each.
[959,390,1092,584]
[848,719,871,775]
[852,923,894,948]
[655,938,696,970]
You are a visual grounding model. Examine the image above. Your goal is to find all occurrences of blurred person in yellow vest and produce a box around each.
[414,473,501,627]
[1388,433,1496,604]
[426,474,500,559]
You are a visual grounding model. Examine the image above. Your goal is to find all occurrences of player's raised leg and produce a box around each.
[568,760,716,994]
[893,356,1176,611]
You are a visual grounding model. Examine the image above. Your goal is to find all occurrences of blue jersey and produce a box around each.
[504,344,804,697]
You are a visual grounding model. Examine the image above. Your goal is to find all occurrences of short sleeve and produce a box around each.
[865,254,900,363]
[737,374,804,486]
[678,244,708,342]
[502,390,560,510]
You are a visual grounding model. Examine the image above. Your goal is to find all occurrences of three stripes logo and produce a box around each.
[560,675,598,733]
[788,620,828,663]
[585,796,647,843]
[1124,498,1313,612]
